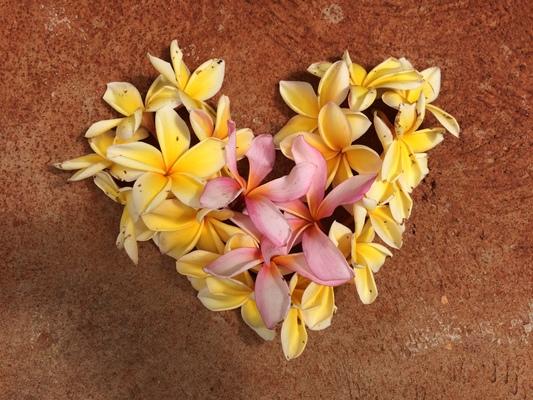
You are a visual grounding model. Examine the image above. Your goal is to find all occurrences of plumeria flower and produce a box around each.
[279,101,382,186]
[308,52,423,112]
[200,121,316,247]
[107,106,226,214]
[141,198,242,260]
[145,39,224,113]
[375,96,444,184]
[54,128,149,181]
[329,210,391,304]
[189,95,254,159]
[93,172,153,264]
[382,65,461,136]
[85,82,150,140]
[279,136,375,285]
[281,274,335,360]
[274,61,350,146]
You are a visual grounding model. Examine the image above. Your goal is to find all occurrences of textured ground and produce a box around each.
[1,0,532,399]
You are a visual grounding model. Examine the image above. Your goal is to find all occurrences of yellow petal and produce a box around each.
[209,218,243,243]
[356,242,392,273]
[381,90,405,109]
[328,220,352,258]
[205,276,252,297]
[155,107,191,169]
[380,140,402,182]
[170,173,205,208]
[274,114,318,146]
[348,86,376,112]
[373,111,394,151]
[353,203,368,238]
[171,138,225,178]
[235,128,254,159]
[279,132,336,161]
[176,249,218,279]
[307,61,332,78]
[184,59,225,101]
[144,75,182,112]
[318,60,350,107]
[363,57,403,86]
[132,172,171,218]
[155,221,203,259]
[301,283,335,330]
[142,198,197,231]
[115,110,143,140]
[225,233,258,252]
[332,154,352,187]
[88,131,115,158]
[318,102,352,151]
[84,118,123,138]
[55,153,103,171]
[279,81,319,118]
[365,179,394,205]
[197,277,251,311]
[109,164,145,183]
[281,307,308,360]
[196,221,226,254]
[368,205,404,249]
[354,265,378,304]
[395,102,417,136]
[148,54,178,86]
[421,67,441,103]
[389,185,412,223]
[103,82,143,116]
[170,39,190,89]
[426,104,460,137]
[107,142,165,174]
[343,110,371,141]
[93,171,121,203]
[344,145,382,174]
[190,109,214,140]
[69,159,111,181]
[213,95,231,139]
[189,277,207,291]
[399,152,429,191]
[116,205,139,265]
[369,70,423,90]
[241,299,276,340]
[402,128,444,153]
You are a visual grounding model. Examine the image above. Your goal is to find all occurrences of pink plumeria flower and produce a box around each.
[200,121,315,247]
[278,135,376,286]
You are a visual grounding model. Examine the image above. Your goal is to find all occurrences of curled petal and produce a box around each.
[426,104,460,137]
[354,265,378,304]
[255,264,290,329]
[241,299,276,341]
[245,196,291,247]
[85,118,123,138]
[317,174,375,219]
[348,86,377,112]
[301,283,335,330]
[281,307,308,360]
[148,54,178,86]
[251,162,315,202]
[204,247,262,278]
[103,82,143,116]
[200,177,242,209]
[245,134,275,191]
[279,81,319,118]
[190,109,214,140]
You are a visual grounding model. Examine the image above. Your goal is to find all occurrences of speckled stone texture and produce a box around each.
[1,0,531,399]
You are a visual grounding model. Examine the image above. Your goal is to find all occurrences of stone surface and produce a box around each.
[0,1,532,399]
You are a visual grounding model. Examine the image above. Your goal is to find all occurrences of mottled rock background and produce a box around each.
[1,1,531,399]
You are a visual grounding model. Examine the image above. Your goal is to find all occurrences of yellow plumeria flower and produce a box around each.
[176,233,275,340]
[141,198,242,259]
[107,106,225,214]
[93,172,153,264]
[281,274,335,360]
[375,96,444,184]
[55,128,149,181]
[85,82,148,140]
[382,64,461,137]
[274,61,350,146]
[329,214,391,304]
[145,39,225,114]
[308,52,423,112]
[279,102,381,186]
[189,94,254,159]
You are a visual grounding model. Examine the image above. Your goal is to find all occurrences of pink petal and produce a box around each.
[260,237,287,265]
[285,216,311,251]
[301,224,354,286]
[291,135,327,216]
[273,252,336,286]
[200,177,242,209]
[204,247,262,278]
[277,199,313,221]
[225,120,245,186]
[316,174,376,219]
[230,212,261,242]
[250,161,316,202]
[245,134,275,191]
[255,264,290,329]
[245,196,291,247]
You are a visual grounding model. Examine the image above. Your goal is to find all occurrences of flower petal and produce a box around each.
[318,60,350,107]
[197,278,250,311]
[230,212,262,242]
[245,134,275,191]
[307,61,332,77]
[169,39,190,89]
[155,106,191,170]
[251,162,315,203]
[421,67,441,103]
[317,174,375,219]
[213,95,231,139]
[348,86,377,112]
[204,247,262,278]
[184,59,225,101]
[170,173,205,208]
[426,104,460,137]
[255,264,290,329]
[144,75,182,112]
[107,142,165,174]
[274,114,318,147]
[235,128,254,160]
[241,299,276,341]
[344,145,382,174]
[373,111,394,151]
[328,221,352,258]
[356,243,392,273]
[302,225,354,286]
[281,308,308,360]
[85,118,123,138]
[189,109,214,140]
[148,54,178,86]
[380,140,402,182]
[176,249,218,279]
[368,205,404,249]
[301,283,335,330]
[103,82,143,116]
[93,171,122,203]
[132,172,171,218]
[279,81,319,118]
[245,196,291,247]
[402,128,444,153]
[279,132,336,161]
[171,138,225,178]
[141,198,197,231]
[317,102,352,151]
[155,221,203,259]
[200,177,242,209]
[354,265,378,304]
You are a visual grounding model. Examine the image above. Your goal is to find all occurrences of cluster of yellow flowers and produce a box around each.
[56,40,459,360]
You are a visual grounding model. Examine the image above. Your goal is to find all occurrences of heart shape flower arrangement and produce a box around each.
[56,40,460,360]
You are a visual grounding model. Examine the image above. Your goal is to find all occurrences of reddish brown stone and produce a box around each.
[0,1,531,399]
